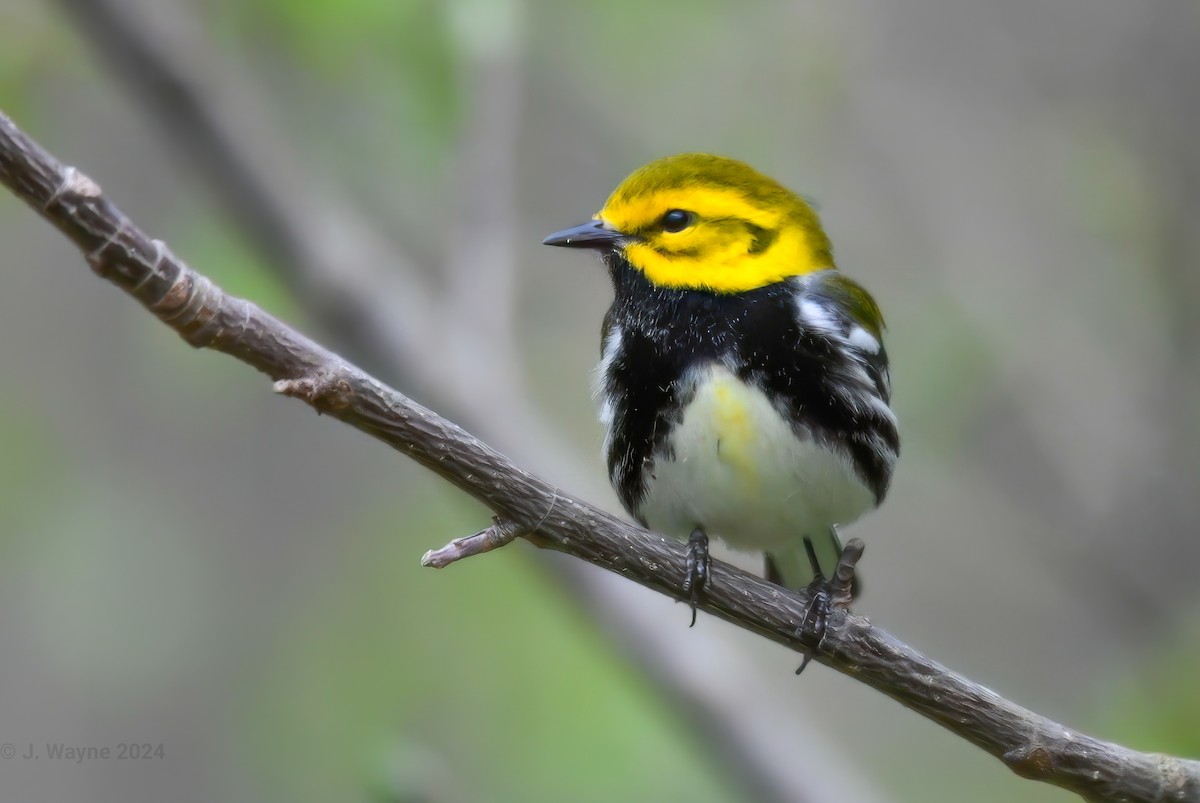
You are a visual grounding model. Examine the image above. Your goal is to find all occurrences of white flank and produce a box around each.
[594,324,623,435]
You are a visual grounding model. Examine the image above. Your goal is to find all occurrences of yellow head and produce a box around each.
[544,154,833,293]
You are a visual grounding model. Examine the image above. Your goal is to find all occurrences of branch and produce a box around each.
[2,112,1198,803]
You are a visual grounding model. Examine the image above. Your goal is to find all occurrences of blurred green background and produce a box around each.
[1,1,1198,801]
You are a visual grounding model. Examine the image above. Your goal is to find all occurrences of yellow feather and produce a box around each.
[596,154,833,293]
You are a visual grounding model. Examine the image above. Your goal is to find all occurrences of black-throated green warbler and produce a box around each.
[544,154,898,616]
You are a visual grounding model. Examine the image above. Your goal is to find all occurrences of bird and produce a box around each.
[543,153,898,621]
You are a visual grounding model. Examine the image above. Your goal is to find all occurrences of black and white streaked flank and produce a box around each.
[597,256,899,588]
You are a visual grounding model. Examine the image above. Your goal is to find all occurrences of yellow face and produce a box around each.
[596,154,834,293]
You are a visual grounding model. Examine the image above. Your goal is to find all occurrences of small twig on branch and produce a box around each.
[830,538,863,604]
[2,111,1198,803]
[420,517,526,569]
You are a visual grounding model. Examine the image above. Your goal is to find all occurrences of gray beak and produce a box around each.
[542,219,625,249]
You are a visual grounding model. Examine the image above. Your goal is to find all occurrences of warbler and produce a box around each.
[544,154,898,615]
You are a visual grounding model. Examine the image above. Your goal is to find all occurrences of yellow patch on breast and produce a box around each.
[642,363,873,551]
[701,374,763,486]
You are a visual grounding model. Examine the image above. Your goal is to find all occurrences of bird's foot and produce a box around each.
[795,536,865,675]
[682,529,711,627]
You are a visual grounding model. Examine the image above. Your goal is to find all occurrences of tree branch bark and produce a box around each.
[2,110,1197,803]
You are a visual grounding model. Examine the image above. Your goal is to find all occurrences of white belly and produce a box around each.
[639,365,874,551]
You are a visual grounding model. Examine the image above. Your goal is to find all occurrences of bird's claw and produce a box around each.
[795,537,831,674]
[795,535,864,674]
[682,529,711,627]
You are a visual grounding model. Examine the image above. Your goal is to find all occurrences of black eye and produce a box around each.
[661,209,693,233]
